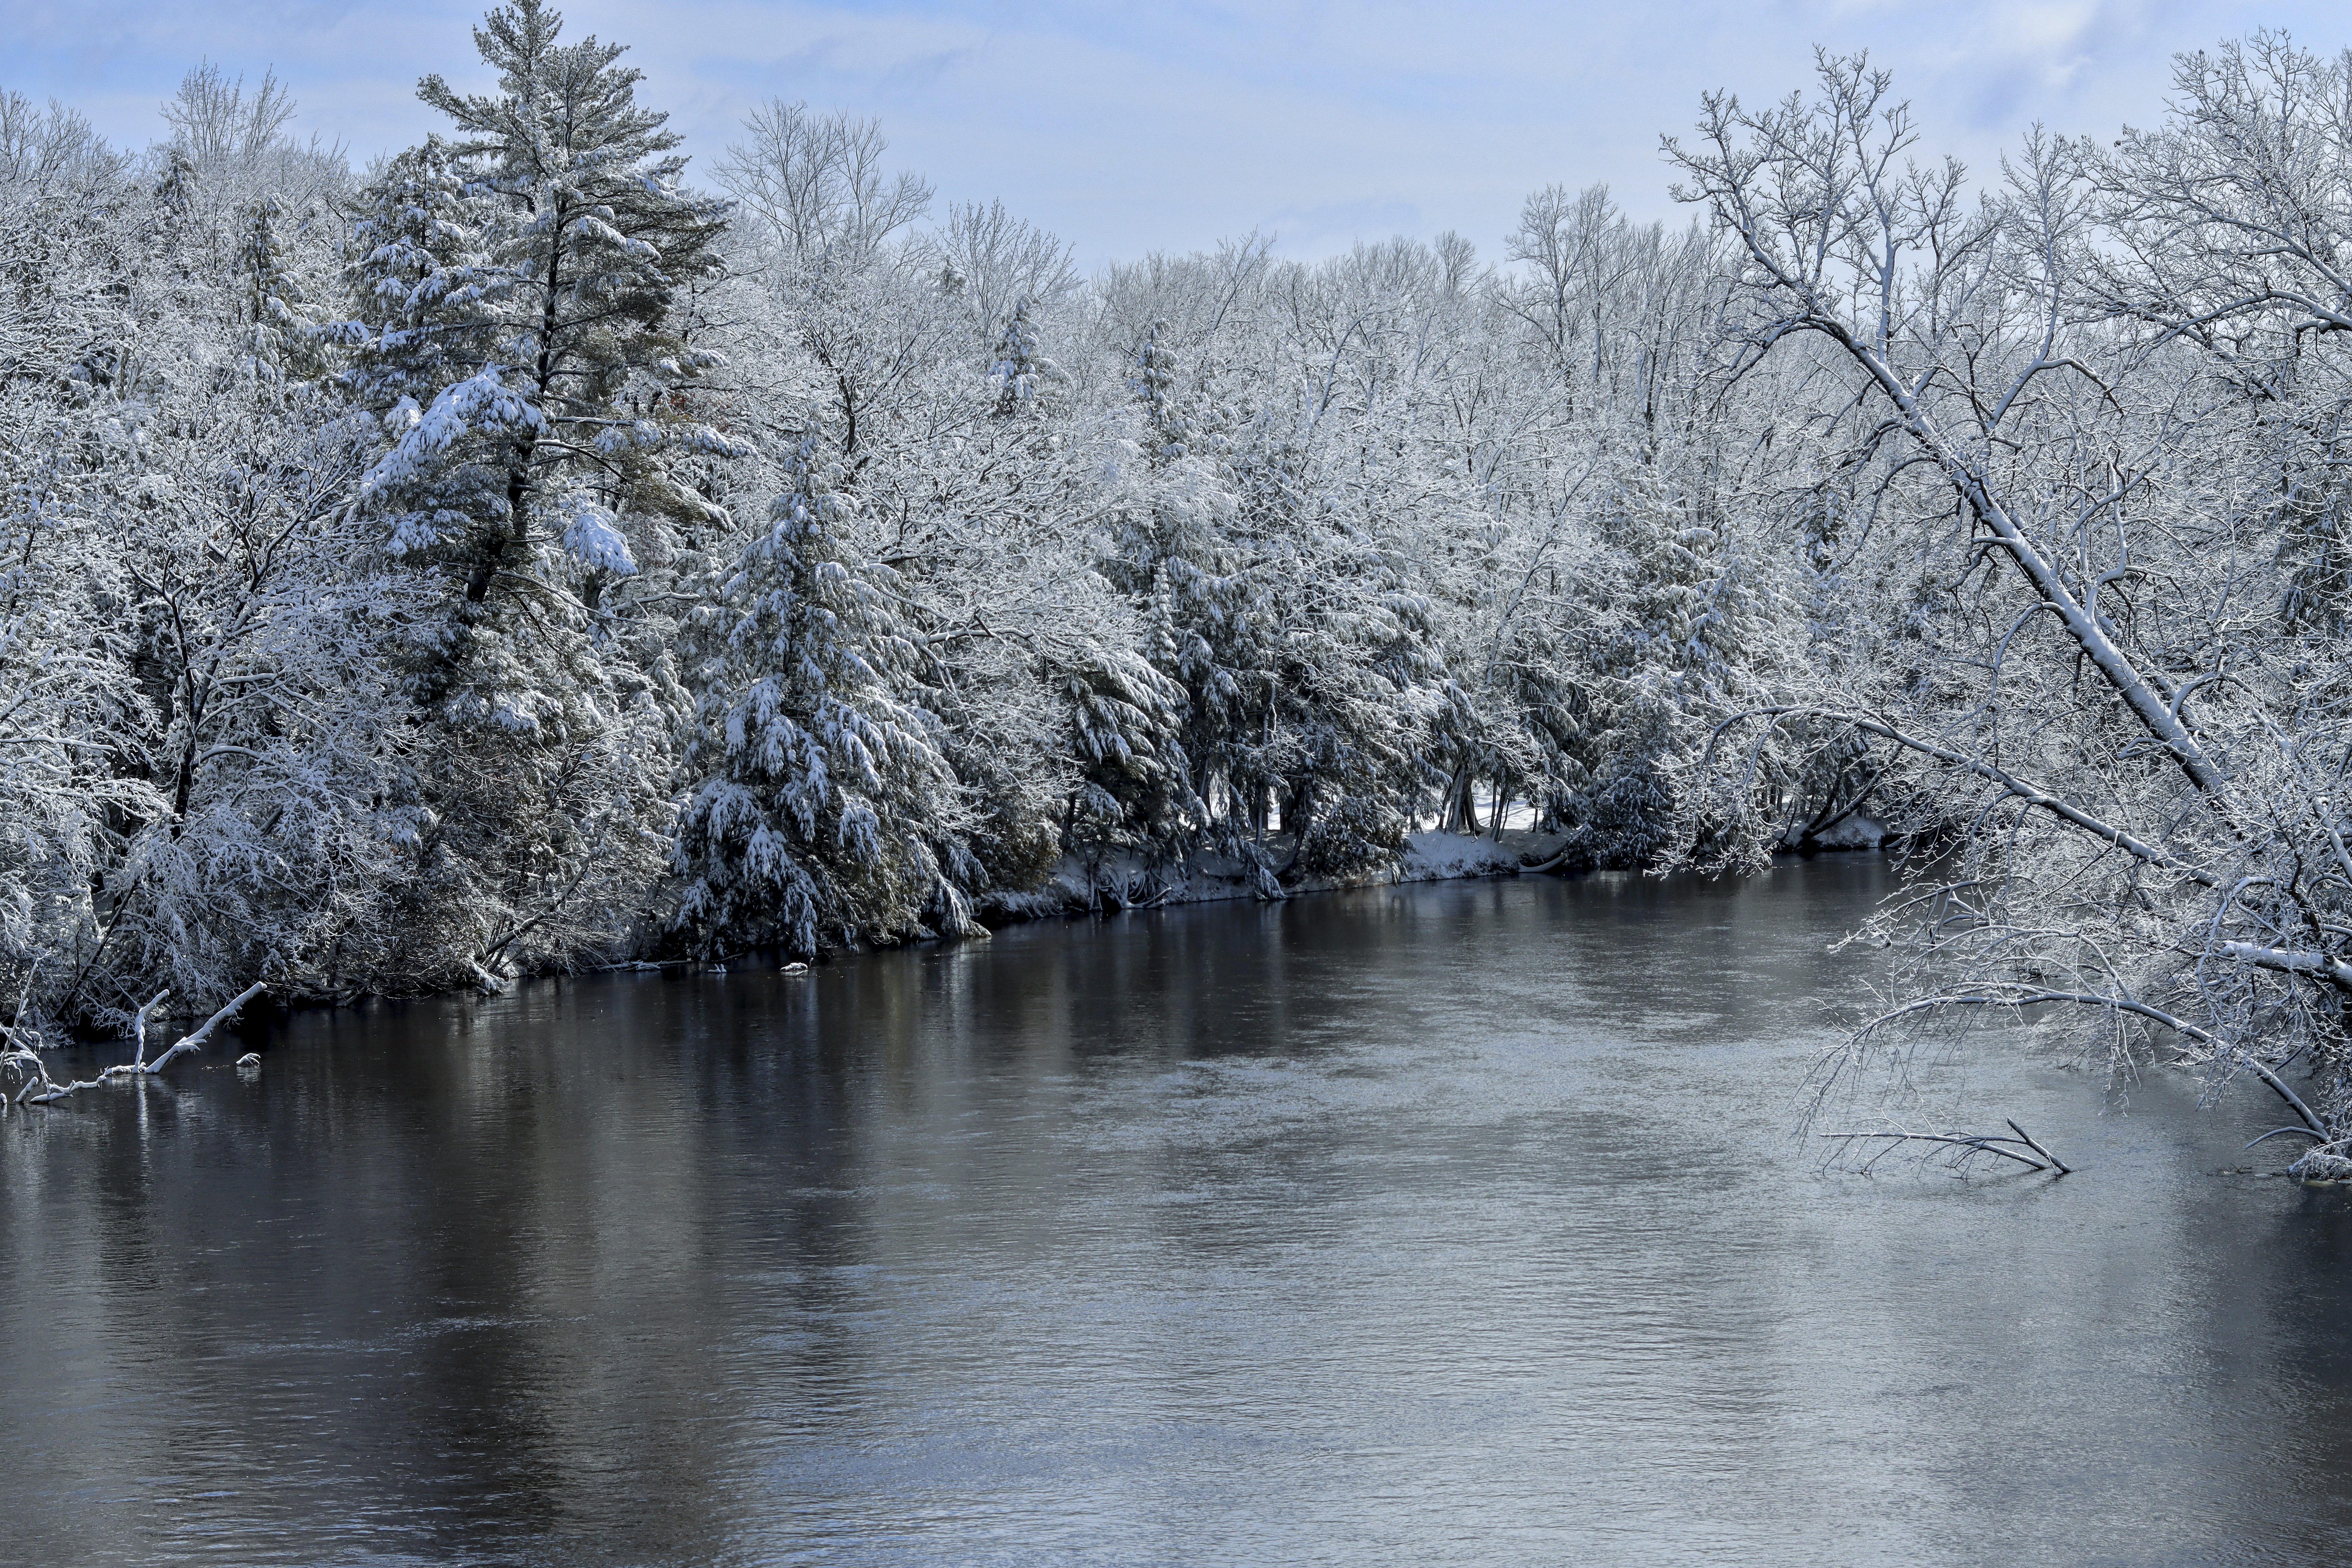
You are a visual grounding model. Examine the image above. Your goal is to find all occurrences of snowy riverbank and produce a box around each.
[984,820,1893,925]
[984,829,1570,921]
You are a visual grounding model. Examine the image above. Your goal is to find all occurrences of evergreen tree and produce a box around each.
[235,196,325,384]
[347,0,738,620]
[989,296,1063,418]
[674,443,976,956]
[336,0,743,985]
[1574,459,1798,868]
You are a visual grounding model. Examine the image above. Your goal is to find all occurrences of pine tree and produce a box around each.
[235,196,325,384]
[673,443,975,956]
[347,0,738,619]
[1107,315,1438,886]
[335,0,744,985]
[990,296,1064,418]
[1574,460,1797,867]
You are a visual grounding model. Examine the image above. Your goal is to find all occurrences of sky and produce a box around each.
[9,1,2348,266]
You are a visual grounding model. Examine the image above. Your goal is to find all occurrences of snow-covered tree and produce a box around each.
[336,0,744,986]
[673,443,976,955]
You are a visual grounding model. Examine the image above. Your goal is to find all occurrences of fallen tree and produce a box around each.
[3,984,268,1108]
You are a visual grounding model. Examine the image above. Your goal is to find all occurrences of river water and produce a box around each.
[6,859,2352,1566]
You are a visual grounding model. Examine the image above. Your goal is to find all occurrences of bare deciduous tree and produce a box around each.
[714,100,933,268]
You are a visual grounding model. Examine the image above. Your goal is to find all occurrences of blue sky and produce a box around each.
[9,1,2344,264]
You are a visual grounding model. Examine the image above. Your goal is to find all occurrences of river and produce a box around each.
[6,858,2352,1566]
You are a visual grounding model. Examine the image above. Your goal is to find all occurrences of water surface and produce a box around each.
[7,860,2352,1566]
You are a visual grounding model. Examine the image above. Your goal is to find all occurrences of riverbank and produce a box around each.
[9,825,1872,1056]
[983,828,1568,921]
[983,818,1889,926]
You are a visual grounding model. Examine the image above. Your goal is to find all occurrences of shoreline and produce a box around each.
[981,828,1570,923]
[978,823,1889,928]
[10,828,1890,1069]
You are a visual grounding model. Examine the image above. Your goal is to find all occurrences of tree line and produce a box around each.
[8,9,2352,1150]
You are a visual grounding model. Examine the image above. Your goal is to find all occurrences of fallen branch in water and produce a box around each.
[1822,1121,2070,1176]
[102,990,172,1076]
[2246,1125,2327,1150]
[6,1047,98,1106]
[1845,990,2331,1141]
[7,983,267,1106]
[137,984,267,1075]
[2005,1118,2072,1175]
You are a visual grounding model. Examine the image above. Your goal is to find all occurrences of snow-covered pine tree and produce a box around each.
[1575,455,1798,868]
[673,441,977,957]
[1099,318,1290,885]
[234,195,326,386]
[990,297,1061,418]
[337,0,746,986]
[348,0,737,615]
[1106,285,1447,886]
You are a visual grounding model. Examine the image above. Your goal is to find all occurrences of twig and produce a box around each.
[2005,1119,2071,1175]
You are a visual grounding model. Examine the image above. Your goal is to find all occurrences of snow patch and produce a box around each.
[562,501,638,574]
[1398,830,1526,881]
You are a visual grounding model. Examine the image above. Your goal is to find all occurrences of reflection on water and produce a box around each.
[7,859,2352,1566]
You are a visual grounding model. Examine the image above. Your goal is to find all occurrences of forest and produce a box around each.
[5,5,2352,1153]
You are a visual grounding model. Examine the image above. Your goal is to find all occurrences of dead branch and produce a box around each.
[16,982,268,1104]
[141,983,267,1073]
[1821,1127,2066,1174]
